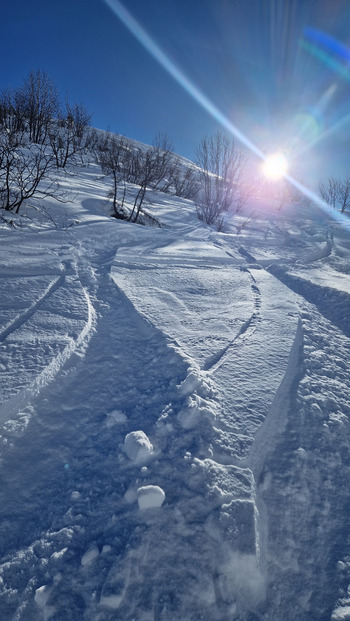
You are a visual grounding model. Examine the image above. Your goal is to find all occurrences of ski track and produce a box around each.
[0,254,96,424]
[0,275,65,343]
[0,195,349,620]
[0,262,195,619]
[202,267,261,373]
[255,299,350,620]
[0,231,289,620]
[236,241,350,620]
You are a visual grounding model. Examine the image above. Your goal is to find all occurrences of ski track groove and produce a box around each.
[235,242,350,619]
[1,218,347,620]
[0,271,96,424]
[0,275,65,343]
[0,247,196,619]
[202,267,261,373]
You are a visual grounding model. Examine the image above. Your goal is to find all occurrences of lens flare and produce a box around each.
[103,0,350,229]
[262,153,288,180]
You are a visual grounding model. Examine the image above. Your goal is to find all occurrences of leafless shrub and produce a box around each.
[95,132,129,218]
[319,176,350,212]
[195,132,247,225]
[171,159,200,199]
[0,126,64,213]
[17,70,59,144]
[49,102,92,168]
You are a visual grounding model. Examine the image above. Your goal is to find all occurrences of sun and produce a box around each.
[262,152,288,180]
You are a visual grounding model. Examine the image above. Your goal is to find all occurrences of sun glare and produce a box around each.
[262,152,289,180]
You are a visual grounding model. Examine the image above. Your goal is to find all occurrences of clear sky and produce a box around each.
[2,0,350,184]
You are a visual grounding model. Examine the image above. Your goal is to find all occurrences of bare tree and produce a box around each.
[148,132,175,191]
[319,176,350,212]
[128,149,155,223]
[319,176,339,210]
[195,132,246,225]
[18,70,59,144]
[0,126,61,213]
[123,146,143,184]
[338,178,350,212]
[171,158,200,199]
[49,101,92,168]
[0,88,26,134]
[95,132,128,218]
[124,133,176,192]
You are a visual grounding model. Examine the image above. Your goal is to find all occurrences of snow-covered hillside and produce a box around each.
[0,159,350,620]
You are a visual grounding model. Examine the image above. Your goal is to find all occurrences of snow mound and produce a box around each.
[137,485,166,510]
[123,431,154,465]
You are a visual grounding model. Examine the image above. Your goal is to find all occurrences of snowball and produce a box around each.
[81,545,99,566]
[137,485,165,510]
[106,409,127,428]
[123,431,153,465]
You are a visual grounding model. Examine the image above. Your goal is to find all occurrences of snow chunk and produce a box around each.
[177,394,216,429]
[178,370,202,396]
[123,431,153,465]
[332,605,350,620]
[81,545,99,566]
[177,369,214,399]
[137,485,166,510]
[106,409,127,428]
[35,584,51,608]
[51,547,68,561]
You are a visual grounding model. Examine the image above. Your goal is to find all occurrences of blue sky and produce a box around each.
[2,0,350,184]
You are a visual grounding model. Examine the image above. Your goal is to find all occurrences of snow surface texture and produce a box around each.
[0,160,350,620]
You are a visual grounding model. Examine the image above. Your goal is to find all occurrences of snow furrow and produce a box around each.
[0,158,349,620]
[0,275,65,343]
[0,280,95,424]
[203,268,261,373]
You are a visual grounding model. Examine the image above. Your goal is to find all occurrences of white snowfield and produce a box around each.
[0,160,350,620]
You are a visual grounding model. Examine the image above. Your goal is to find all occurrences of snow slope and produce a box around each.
[0,161,350,620]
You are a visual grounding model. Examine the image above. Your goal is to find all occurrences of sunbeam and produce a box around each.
[103,0,350,227]
[103,0,263,159]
